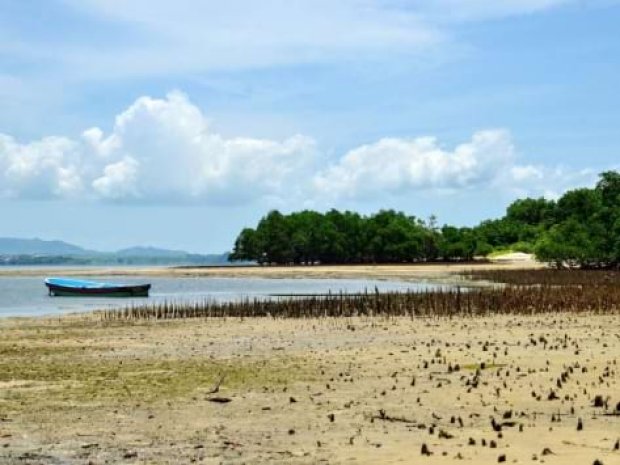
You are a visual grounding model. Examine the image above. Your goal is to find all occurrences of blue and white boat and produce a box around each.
[45,277,151,297]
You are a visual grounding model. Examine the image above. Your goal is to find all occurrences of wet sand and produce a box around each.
[0,261,543,282]
[0,312,618,464]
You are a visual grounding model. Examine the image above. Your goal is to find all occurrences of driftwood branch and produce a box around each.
[369,409,417,424]
[207,374,225,394]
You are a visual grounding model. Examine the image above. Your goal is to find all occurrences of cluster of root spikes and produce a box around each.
[99,274,620,321]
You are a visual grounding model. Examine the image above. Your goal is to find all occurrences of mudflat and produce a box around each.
[0,312,618,464]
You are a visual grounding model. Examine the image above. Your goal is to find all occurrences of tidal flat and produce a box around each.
[0,313,618,464]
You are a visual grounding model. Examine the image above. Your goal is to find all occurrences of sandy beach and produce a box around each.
[0,258,543,282]
[0,311,618,464]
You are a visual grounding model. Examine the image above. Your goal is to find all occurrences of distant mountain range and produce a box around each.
[0,237,230,265]
[0,238,95,256]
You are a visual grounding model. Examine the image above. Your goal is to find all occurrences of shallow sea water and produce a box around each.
[0,274,446,317]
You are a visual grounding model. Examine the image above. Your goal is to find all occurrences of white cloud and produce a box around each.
[505,165,599,199]
[313,129,517,198]
[92,157,139,199]
[313,129,603,202]
[0,91,317,203]
[1,0,612,94]
[30,0,440,79]
[0,92,607,205]
[0,134,83,199]
[82,127,120,158]
[510,164,544,182]
[49,0,597,78]
[101,91,317,202]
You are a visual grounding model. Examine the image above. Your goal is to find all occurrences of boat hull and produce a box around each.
[46,283,151,297]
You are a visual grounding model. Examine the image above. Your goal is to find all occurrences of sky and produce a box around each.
[0,0,619,253]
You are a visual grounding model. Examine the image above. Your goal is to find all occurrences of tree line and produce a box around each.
[229,171,620,268]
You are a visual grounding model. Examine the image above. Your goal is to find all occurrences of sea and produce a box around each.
[0,267,446,317]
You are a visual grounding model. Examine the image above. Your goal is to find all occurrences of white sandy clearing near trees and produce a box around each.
[488,252,536,263]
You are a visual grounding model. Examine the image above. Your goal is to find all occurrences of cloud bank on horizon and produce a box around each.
[0,92,599,205]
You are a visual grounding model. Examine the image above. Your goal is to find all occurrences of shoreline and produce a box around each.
[0,260,543,280]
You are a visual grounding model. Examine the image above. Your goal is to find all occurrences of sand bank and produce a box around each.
[0,260,543,282]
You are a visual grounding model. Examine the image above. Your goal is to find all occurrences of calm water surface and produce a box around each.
[0,275,446,317]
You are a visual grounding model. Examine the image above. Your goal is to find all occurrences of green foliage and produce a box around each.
[229,228,260,262]
[506,197,556,225]
[231,209,442,264]
[230,171,620,268]
[535,220,594,268]
[511,241,535,254]
[532,172,620,268]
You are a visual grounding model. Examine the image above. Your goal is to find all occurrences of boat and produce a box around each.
[45,277,151,297]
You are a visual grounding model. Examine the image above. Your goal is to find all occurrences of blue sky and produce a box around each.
[0,0,619,253]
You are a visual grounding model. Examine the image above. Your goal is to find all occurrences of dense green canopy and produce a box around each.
[230,171,620,268]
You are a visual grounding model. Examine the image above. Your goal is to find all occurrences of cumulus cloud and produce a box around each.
[505,165,599,199]
[0,92,604,205]
[312,129,601,202]
[92,157,139,199]
[0,91,317,203]
[313,130,518,198]
[0,134,83,199]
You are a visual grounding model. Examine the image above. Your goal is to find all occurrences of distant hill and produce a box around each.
[0,237,229,265]
[0,238,94,256]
